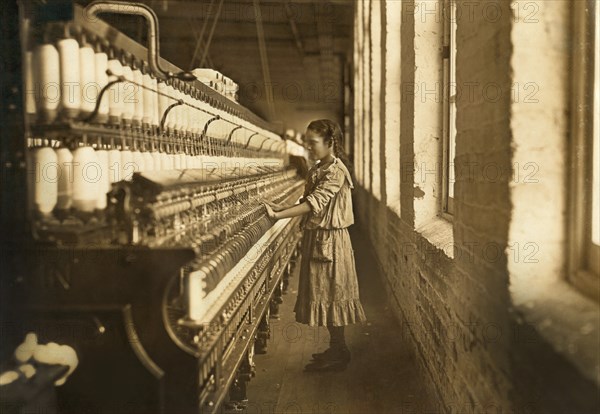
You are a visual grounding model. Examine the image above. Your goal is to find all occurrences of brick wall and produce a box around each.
[352,1,600,413]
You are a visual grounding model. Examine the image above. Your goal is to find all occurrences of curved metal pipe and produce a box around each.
[226,125,243,143]
[201,115,221,138]
[83,72,124,123]
[85,1,196,82]
[244,132,259,149]
[256,137,270,151]
[160,99,184,132]
[276,141,286,154]
[266,141,278,152]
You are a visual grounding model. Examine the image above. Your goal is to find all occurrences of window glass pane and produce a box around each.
[448,0,457,200]
[384,0,402,215]
[362,0,371,191]
[370,0,382,200]
[592,1,599,246]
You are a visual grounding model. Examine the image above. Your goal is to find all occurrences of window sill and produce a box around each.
[416,215,455,259]
[510,276,600,386]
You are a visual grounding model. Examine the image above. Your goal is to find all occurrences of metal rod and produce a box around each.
[188,0,214,70]
[253,0,276,119]
[284,0,305,60]
[199,0,225,68]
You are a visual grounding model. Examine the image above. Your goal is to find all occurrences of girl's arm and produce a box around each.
[263,191,309,211]
[264,202,311,220]
[262,200,286,212]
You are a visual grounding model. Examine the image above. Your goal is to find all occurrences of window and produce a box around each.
[569,0,599,302]
[370,0,382,200]
[442,0,457,216]
[354,0,363,186]
[590,1,599,276]
[362,0,371,192]
[384,0,402,215]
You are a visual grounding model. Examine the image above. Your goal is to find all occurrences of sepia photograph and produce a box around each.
[0,0,598,413]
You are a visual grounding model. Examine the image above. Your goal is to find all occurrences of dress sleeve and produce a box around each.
[304,166,345,215]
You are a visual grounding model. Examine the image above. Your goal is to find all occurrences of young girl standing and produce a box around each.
[263,119,367,372]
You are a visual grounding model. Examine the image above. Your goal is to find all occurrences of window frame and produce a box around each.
[568,0,599,303]
[369,0,382,201]
[362,0,372,193]
[383,0,402,216]
[441,0,457,219]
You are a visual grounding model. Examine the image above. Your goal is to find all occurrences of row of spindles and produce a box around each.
[28,136,284,218]
[25,23,284,219]
[25,23,282,148]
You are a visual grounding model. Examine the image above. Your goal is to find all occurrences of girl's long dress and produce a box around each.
[293,157,367,327]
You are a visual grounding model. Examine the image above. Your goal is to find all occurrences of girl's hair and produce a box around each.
[306,119,354,175]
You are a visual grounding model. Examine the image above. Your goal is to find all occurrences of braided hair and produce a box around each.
[306,119,354,176]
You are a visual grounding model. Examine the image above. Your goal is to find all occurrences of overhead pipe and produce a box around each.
[84,1,196,82]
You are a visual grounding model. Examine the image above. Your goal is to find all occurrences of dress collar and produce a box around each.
[315,157,354,189]
[316,157,336,170]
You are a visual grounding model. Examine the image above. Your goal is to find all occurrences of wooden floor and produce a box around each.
[244,225,438,414]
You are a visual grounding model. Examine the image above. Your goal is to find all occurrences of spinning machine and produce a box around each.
[0,1,307,412]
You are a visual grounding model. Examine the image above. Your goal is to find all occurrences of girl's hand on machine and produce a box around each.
[262,199,284,212]
[263,203,278,220]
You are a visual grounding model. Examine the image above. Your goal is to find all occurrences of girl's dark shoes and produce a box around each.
[304,347,351,372]
[311,347,351,362]
[311,348,334,360]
